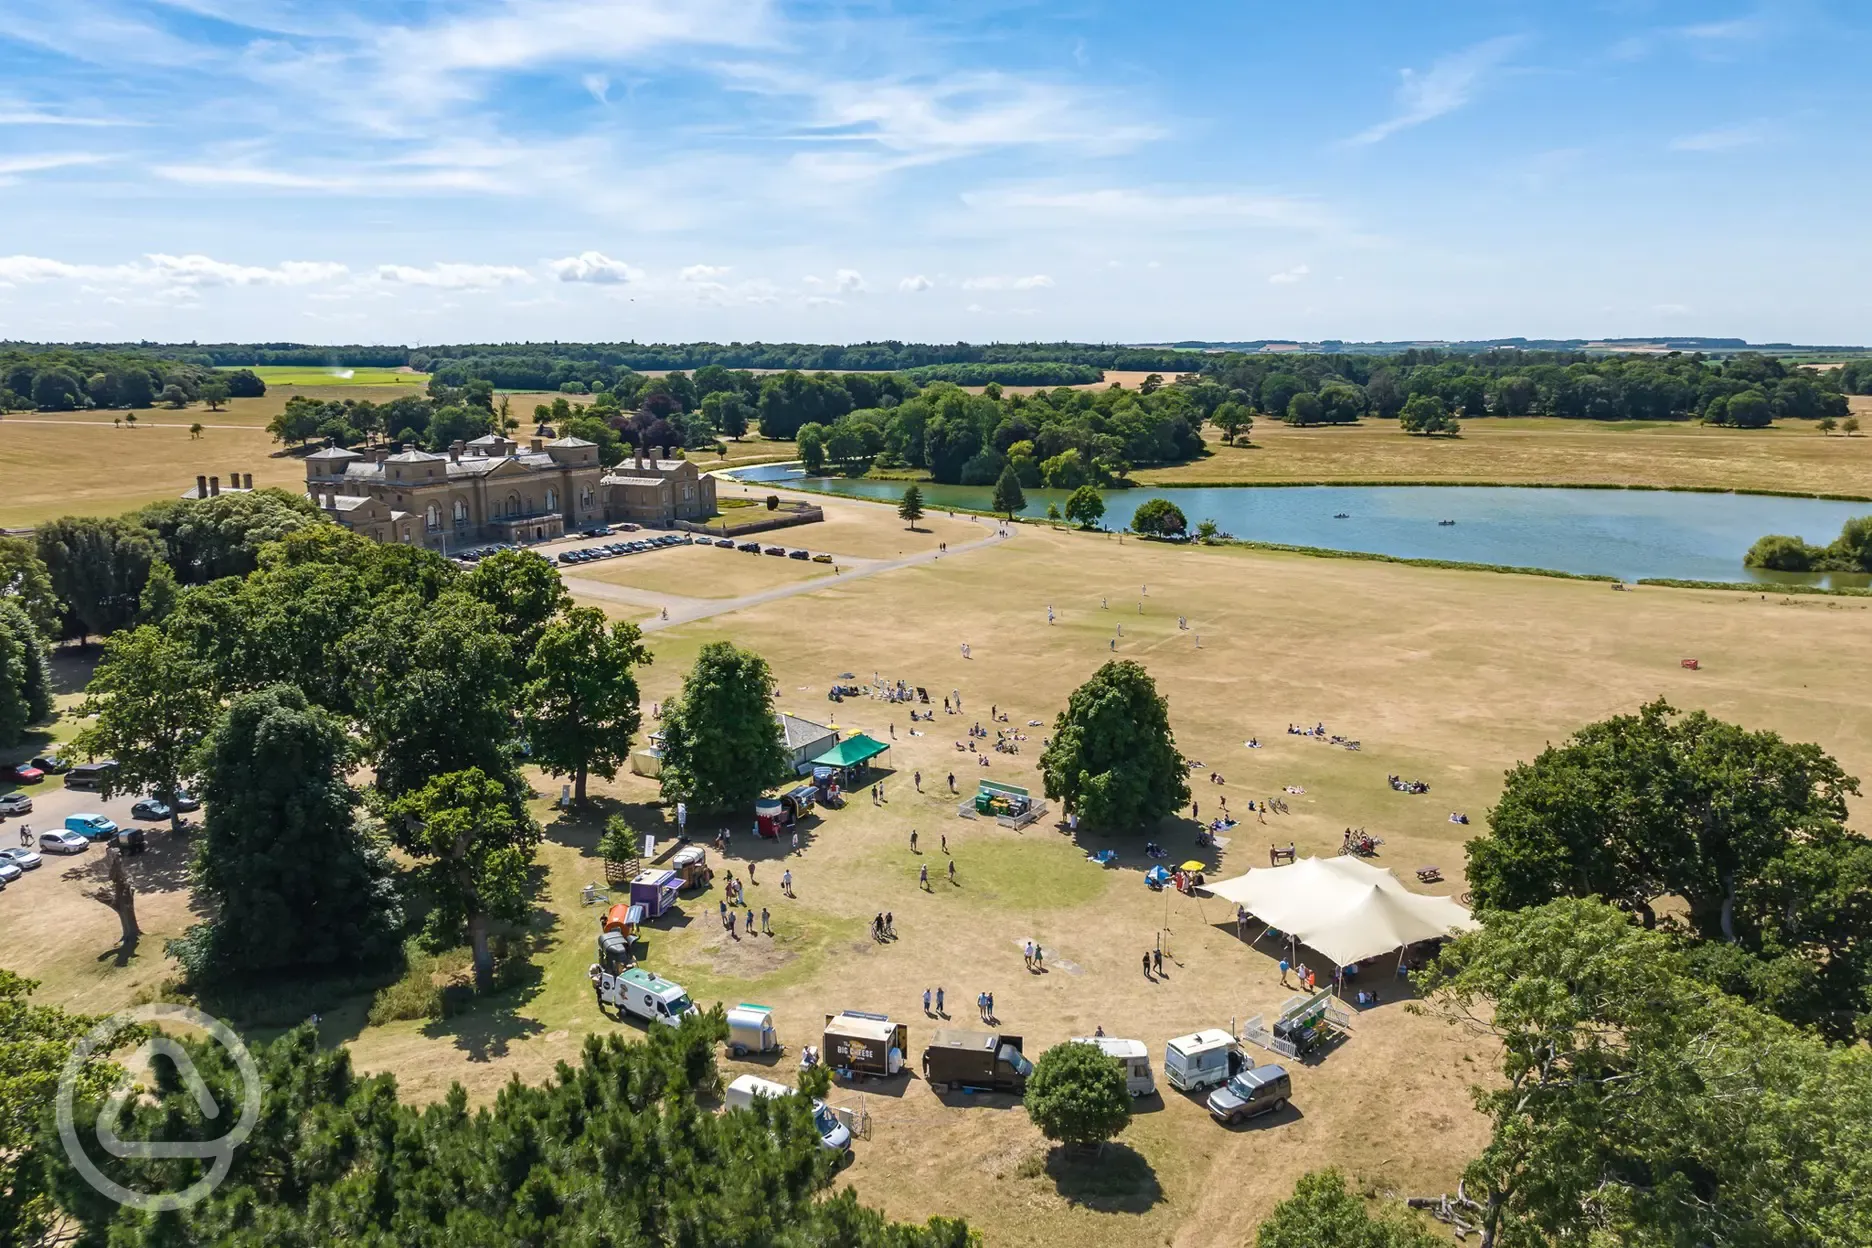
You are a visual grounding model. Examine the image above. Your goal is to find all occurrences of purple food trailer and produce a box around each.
[630,868,681,919]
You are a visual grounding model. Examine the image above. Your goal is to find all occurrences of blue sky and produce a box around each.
[0,0,1867,344]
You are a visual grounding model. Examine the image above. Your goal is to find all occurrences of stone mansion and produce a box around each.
[301,436,717,549]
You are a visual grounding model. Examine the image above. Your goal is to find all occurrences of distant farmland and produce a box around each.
[221,365,428,387]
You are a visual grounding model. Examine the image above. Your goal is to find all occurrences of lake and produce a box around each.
[721,465,1872,585]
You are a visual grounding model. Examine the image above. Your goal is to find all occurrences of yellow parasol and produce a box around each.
[1179,860,1207,872]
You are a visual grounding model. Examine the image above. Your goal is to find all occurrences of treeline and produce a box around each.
[794,376,1217,486]
[1194,349,1851,425]
[898,361,1103,386]
[1746,515,1872,574]
[1,347,264,410]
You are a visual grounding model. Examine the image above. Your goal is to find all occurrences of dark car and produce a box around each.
[788,549,811,560]
[763,546,786,556]
[28,754,69,774]
[1205,1065,1291,1125]
[737,541,761,553]
[714,538,734,549]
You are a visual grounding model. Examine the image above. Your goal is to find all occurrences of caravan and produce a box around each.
[592,966,699,1027]
[1071,1036,1156,1097]
[1163,1029,1248,1093]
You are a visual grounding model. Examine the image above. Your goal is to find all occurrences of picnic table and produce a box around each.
[1415,865,1443,884]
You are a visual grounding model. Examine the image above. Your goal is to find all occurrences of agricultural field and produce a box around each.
[8,494,1872,1247]
[223,365,429,387]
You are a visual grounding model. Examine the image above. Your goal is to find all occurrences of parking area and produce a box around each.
[0,782,175,893]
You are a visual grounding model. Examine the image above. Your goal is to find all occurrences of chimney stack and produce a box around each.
[243,473,253,490]
[195,475,207,498]
[208,476,221,497]
[531,437,543,453]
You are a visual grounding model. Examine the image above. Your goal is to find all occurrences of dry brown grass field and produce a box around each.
[9,494,1872,1246]
[575,544,836,598]
[1137,418,1872,496]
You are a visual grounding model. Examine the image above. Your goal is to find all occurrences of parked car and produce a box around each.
[714,538,734,549]
[0,846,42,870]
[39,829,89,854]
[3,764,44,784]
[172,790,200,812]
[65,813,119,841]
[812,554,833,563]
[1205,1065,1292,1125]
[64,760,118,791]
[763,546,786,556]
[131,798,172,822]
[116,827,148,854]
[28,754,69,774]
[0,793,32,816]
[0,859,20,884]
[788,549,811,560]
[737,541,761,553]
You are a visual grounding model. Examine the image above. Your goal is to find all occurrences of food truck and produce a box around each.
[629,868,681,919]
[822,1011,907,1078]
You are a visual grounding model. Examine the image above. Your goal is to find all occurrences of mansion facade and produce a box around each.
[301,436,717,550]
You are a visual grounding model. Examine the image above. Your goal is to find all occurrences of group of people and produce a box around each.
[1388,775,1430,794]
[1341,828,1383,857]
[871,911,897,941]
[717,877,771,940]
[1278,957,1319,991]
[1022,940,1047,971]
[1142,947,1166,979]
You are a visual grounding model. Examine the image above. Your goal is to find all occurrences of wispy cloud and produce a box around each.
[1347,35,1526,146]
[898,274,933,292]
[961,274,1054,291]
[681,264,732,281]
[1267,264,1310,285]
[0,252,346,288]
[0,152,113,177]
[1668,122,1768,152]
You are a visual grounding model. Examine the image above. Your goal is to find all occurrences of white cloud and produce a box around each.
[835,269,867,294]
[0,110,133,127]
[804,295,842,307]
[0,152,111,177]
[681,264,732,281]
[1267,264,1310,285]
[0,252,346,287]
[376,262,533,288]
[1347,35,1526,146]
[1669,123,1767,152]
[545,251,642,284]
[961,274,1054,291]
[582,73,610,105]
[898,274,933,292]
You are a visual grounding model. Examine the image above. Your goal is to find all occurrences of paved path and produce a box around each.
[563,527,1010,632]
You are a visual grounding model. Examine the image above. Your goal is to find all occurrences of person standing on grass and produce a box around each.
[1153,948,1164,975]
[941,833,948,854]
[986,991,994,1021]
[935,985,945,1016]
[748,862,756,884]
[914,769,922,792]
[920,863,930,890]
[1143,952,1153,979]
[910,828,918,852]
[728,909,738,939]
[1034,945,1043,971]
[885,911,894,936]
[761,906,771,934]
[791,831,799,854]
[781,868,793,896]
[1024,940,1034,969]
[924,987,932,1015]
[948,858,957,885]
[948,772,956,793]
[720,898,728,927]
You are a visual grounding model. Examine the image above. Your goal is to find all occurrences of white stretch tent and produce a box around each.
[1204,856,1479,966]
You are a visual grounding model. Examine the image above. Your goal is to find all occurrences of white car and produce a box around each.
[0,846,42,870]
[0,793,31,816]
[0,860,20,884]
[38,830,89,854]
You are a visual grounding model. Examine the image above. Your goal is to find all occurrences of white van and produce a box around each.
[1072,1036,1156,1097]
[1163,1029,1247,1093]
[723,1074,853,1156]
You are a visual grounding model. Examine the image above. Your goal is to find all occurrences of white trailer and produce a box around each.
[1071,1035,1156,1097]
[1163,1028,1246,1093]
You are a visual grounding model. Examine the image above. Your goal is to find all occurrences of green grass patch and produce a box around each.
[224,365,429,387]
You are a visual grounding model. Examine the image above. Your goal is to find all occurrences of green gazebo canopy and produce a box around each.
[809,733,891,768]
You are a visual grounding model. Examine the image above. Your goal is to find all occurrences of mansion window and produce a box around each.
[580,487,594,509]
[426,503,442,532]
[453,500,469,528]
[545,488,559,512]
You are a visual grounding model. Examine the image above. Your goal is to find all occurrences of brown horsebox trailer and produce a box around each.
[921,1029,1032,1095]
[823,1011,907,1077]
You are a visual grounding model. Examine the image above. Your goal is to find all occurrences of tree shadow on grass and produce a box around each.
[1058,812,1221,879]
[1041,1143,1165,1214]
[49,649,99,695]
[540,794,673,855]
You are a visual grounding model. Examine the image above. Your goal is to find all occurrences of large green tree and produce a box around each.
[43,1018,974,1248]
[172,684,401,979]
[0,600,52,747]
[658,641,791,811]
[35,515,156,642]
[1416,898,1872,1248]
[898,484,926,529]
[1467,699,1871,1038]
[352,590,520,801]
[461,548,571,660]
[1040,660,1189,830]
[523,607,651,803]
[387,767,538,989]
[69,625,218,829]
[1064,485,1105,529]
[1025,1041,1132,1151]
[1130,497,1187,538]
[1256,1170,1442,1248]
[136,489,324,584]
[991,464,1026,517]
[0,536,62,637]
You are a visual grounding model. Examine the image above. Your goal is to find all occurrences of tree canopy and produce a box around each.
[658,642,791,811]
[172,684,401,980]
[522,607,651,803]
[0,600,52,747]
[70,624,218,830]
[1130,498,1187,538]
[1466,699,1872,1038]
[1039,661,1189,831]
[35,515,157,642]
[1064,485,1105,529]
[1256,1170,1442,1248]
[1024,1041,1132,1150]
